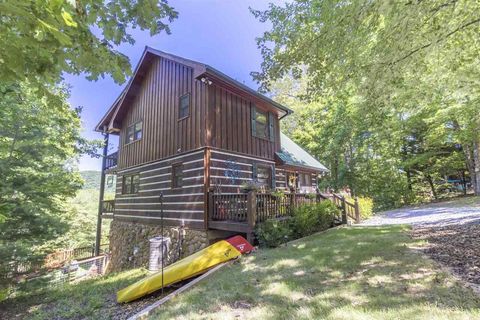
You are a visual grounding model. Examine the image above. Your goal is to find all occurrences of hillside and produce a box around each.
[80,170,115,193]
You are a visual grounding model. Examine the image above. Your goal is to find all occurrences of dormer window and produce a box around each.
[126,121,142,144]
[179,93,190,119]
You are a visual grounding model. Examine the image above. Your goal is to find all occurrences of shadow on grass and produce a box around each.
[0,268,149,320]
[151,226,480,320]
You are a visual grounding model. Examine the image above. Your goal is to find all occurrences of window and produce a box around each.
[172,163,183,188]
[300,173,311,187]
[253,164,275,189]
[126,121,142,144]
[252,108,268,139]
[251,106,275,141]
[179,93,190,119]
[122,174,139,194]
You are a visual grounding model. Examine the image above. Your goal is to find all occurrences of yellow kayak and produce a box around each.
[117,235,253,303]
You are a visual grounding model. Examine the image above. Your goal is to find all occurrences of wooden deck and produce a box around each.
[207,191,360,236]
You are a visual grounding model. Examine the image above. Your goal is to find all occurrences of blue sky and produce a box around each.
[69,0,281,171]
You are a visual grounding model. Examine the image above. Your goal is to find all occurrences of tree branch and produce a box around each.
[391,17,480,65]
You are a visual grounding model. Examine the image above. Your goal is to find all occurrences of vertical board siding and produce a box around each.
[208,85,279,160]
[118,57,208,169]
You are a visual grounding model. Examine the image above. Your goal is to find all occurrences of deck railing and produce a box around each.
[209,193,249,222]
[104,151,118,171]
[208,190,360,230]
[101,199,115,214]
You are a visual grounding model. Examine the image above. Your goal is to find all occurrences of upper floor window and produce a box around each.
[122,174,139,194]
[179,93,190,119]
[251,106,274,141]
[126,121,142,144]
[172,163,183,188]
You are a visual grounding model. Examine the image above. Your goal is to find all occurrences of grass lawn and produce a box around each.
[2,225,479,319]
[151,225,480,320]
[0,268,150,320]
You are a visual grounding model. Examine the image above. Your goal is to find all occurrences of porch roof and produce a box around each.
[276,132,329,173]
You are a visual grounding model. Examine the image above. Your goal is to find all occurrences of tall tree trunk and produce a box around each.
[461,170,467,196]
[473,139,480,195]
[406,170,413,191]
[463,143,477,193]
[425,174,438,200]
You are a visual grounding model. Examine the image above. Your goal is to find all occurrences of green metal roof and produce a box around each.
[276,132,329,172]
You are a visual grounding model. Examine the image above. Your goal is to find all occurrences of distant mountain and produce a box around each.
[80,171,115,192]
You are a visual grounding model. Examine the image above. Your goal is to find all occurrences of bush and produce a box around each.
[254,219,292,248]
[291,201,339,238]
[357,197,374,219]
[345,196,374,219]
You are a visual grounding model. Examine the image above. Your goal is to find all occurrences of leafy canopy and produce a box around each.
[253,0,480,205]
[0,0,178,87]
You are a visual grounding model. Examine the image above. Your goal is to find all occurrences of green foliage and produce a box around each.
[253,0,480,205]
[0,0,178,89]
[291,201,338,238]
[346,197,374,220]
[51,189,111,249]
[255,219,292,248]
[79,171,115,193]
[0,83,88,287]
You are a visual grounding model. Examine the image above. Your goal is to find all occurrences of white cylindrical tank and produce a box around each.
[148,236,170,272]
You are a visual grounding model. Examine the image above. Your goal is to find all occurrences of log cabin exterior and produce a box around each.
[95,47,328,267]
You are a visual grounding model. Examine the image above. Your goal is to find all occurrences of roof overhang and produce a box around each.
[95,46,293,133]
[198,66,293,118]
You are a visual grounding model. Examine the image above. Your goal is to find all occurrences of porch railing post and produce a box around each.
[354,197,361,223]
[207,188,214,221]
[290,190,296,214]
[247,191,257,228]
[341,196,348,224]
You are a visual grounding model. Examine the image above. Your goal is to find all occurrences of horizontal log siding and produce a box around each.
[275,168,287,190]
[209,150,275,193]
[209,85,279,160]
[114,150,205,229]
[118,57,208,169]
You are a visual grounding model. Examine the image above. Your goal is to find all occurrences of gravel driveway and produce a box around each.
[362,197,480,227]
[362,196,480,288]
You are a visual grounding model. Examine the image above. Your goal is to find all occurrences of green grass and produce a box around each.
[150,225,480,320]
[0,268,148,320]
[2,226,479,319]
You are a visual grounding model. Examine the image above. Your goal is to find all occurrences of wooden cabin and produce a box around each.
[95,47,328,269]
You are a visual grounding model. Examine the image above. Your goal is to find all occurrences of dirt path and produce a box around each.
[361,196,480,227]
[362,196,480,288]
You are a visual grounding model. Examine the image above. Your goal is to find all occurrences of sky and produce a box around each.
[69,0,282,171]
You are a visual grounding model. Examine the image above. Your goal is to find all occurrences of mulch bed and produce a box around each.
[411,223,480,286]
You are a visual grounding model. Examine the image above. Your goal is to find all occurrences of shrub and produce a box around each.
[357,197,374,219]
[254,219,292,248]
[345,196,374,219]
[291,201,339,238]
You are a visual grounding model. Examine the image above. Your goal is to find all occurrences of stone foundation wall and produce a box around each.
[107,220,208,273]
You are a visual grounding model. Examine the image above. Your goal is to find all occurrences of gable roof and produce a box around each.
[276,132,329,173]
[95,46,293,133]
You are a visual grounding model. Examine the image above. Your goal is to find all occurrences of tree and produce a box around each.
[252,0,480,196]
[0,1,179,289]
[0,0,178,88]
[0,83,88,286]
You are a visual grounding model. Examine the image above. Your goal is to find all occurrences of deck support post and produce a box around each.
[247,191,257,242]
[95,130,109,256]
[354,197,361,223]
[289,190,296,215]
[340,196,348,224]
